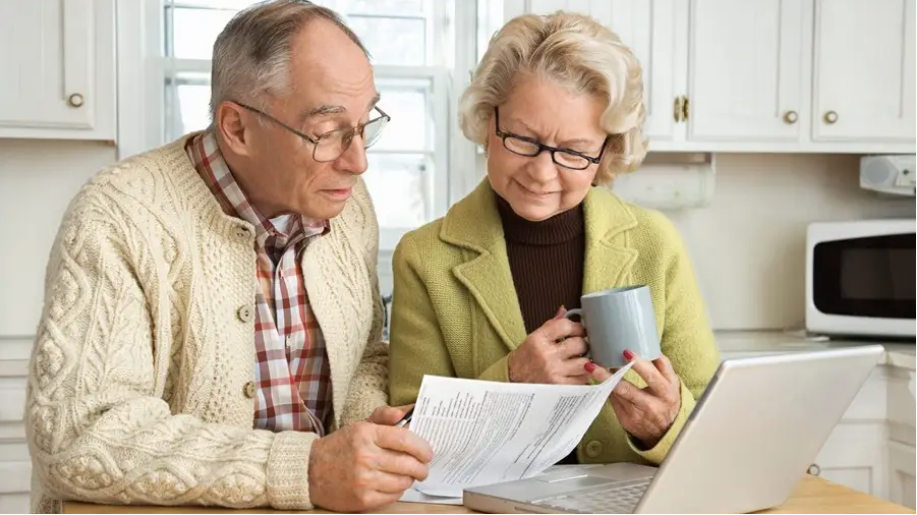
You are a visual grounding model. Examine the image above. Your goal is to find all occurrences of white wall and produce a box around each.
[667,153,915,330]
[0,139,117,338]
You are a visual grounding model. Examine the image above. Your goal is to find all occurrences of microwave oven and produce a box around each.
[806,219,915,339]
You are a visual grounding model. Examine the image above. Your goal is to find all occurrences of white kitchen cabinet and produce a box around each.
[0,339,31,515]
[888,442,916,509]
[686,0,807,142]
[812,422,889,499]
[503,0,685,141]
[0,0,116,140]
[887,367,916,509]
[595,0,685,141]
[502,0,915,153]
[812,0,916,143]
[805,365,890,499]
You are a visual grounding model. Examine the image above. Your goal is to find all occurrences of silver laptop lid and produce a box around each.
[636,345,884,514]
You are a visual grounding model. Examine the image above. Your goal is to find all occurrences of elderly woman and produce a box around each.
[388,11,720,466]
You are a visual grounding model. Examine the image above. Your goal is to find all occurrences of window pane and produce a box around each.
[170,6,256,59]
[348,16,426,65]
[477,0,504,62]
[173,0,258,8]
[347,0,425,14]
[376,79,429,151]
[166,73,211,138]
[363,154,428,228]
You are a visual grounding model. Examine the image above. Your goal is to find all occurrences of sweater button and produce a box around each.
[237,305,253,323]
[585,440,603,458]
[243,381,256,399]
[235,226,250,239]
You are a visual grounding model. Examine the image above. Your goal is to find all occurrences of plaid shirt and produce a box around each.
[187,131,333,435]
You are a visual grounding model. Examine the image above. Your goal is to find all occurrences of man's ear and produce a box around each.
[216,101,253,157]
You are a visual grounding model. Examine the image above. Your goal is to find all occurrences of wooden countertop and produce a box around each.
[63,475,913,514]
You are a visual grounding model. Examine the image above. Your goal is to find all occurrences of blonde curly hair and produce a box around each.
[459,11,647,184]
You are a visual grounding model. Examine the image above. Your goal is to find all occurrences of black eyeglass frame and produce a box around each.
[233,101,391,163]
[493,106,609,170]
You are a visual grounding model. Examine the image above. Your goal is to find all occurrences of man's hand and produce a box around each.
[308,415,432,512]
[368,404,414,426]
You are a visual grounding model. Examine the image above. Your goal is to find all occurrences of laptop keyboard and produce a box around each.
[532,478,650,514]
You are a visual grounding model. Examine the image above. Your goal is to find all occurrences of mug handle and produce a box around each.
[563,308,583,320]
[562,309,588,357]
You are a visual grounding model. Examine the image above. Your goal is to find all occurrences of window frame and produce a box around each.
[117,0,466,252]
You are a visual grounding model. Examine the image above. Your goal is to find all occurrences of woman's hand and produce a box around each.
[508,307,591,384]
[587,350,681,449]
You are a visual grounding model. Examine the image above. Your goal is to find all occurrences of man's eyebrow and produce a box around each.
[368,92,381,110]
[304,104,346,119]
[302,93,382,121]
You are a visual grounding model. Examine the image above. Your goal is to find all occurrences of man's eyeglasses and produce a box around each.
[494,106,608,170]
[234,101,391,163]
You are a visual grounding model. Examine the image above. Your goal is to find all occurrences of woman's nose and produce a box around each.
[527,150,558,183]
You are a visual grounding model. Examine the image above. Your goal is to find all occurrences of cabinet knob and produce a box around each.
[807,464,821,476]
[68,93,85,108]
[783,110,798,124]
[823,111,838,124]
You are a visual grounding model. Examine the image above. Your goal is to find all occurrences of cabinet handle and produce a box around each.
[68,93,85,108]
[783,110,798,124]
[673,96,684,123]
[807,464,821,476]
[823,111,838,124]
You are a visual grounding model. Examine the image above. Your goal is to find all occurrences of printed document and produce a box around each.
[402,363,634,499]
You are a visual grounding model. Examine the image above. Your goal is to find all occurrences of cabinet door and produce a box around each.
[591,0,684,141]
[686,0,807,141]
[503,0,684,141]
[812,0,916,142]
[813,422,888,499]
[888,442,916,509]
[0,0,115,139]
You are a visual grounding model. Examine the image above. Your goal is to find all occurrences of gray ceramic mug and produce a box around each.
[563,285,661,369]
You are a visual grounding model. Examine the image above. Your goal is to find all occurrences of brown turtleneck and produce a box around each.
[497,195,586,465]
[496,195,586,334]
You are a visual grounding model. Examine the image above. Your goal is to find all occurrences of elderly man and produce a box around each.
[25,1,429,512]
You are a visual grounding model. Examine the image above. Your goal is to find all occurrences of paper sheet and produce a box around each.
[399,487,463,505]
[397,466,584,505]
[406,363,634,498]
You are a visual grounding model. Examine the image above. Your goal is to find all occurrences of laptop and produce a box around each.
[463,345,884,514]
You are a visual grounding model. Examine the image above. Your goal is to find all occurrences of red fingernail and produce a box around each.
[623,350,635,360]
[584,362,596,373]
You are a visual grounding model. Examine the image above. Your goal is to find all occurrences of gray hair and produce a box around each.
[210,0,368,121]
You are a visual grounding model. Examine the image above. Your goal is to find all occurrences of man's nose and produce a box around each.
[336,135,368,175]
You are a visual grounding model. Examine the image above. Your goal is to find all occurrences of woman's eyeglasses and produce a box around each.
[494,106,608,170]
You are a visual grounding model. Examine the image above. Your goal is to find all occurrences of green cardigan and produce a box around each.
[388,180,721,465]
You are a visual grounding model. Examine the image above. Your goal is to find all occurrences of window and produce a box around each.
[153,0,455,250]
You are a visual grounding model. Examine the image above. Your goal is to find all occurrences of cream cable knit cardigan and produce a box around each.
[25,134,390,512]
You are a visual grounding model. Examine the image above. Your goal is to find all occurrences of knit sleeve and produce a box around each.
[26,202,316,510]
[626,210,721,464]
[339,179,390,425]
[388,236,458,406]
